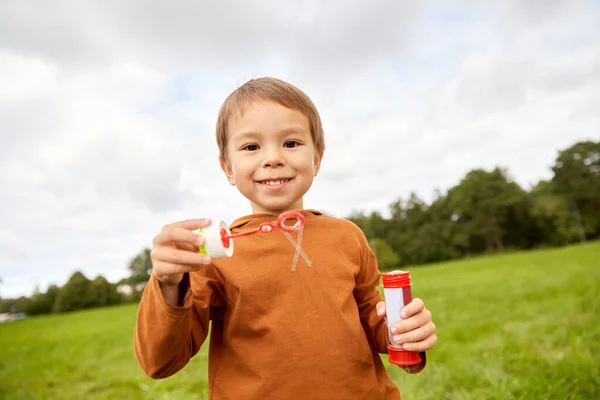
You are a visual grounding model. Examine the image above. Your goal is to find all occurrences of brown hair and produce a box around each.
[216,77,325,161]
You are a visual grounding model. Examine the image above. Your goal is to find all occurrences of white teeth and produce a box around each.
[262,179,288,186]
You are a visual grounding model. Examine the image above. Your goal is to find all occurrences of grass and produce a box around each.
[1,241,599,399]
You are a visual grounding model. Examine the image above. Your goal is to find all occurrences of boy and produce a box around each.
[134,77,437,399]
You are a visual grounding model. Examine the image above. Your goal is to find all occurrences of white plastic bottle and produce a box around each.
[382,270,422,367]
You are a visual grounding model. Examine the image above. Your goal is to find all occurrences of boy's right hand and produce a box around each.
[151,219,214,288]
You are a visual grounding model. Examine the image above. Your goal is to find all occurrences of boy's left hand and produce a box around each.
[376,298,437,352]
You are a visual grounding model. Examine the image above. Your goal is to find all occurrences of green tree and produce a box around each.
[24,285,56,316]
[369,238,401,270]
[53,271,92,313]
[86,276,122,307]
[348,211,375,239]
[387,193,431,265]
[122,248,153,300]
[128,249,152,284]
[447,167,524,253]
[1,296,31,314]
[551,140,600,241]
[45,284,60,312]
[530,180,582,246]
[348,211,390,241]
[386,192,469,265]
[413,192,468,262]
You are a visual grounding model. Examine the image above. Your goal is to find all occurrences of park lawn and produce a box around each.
[1,242,598,400]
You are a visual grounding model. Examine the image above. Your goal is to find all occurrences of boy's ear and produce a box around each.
[219,155,235,186]
[313,149,324,177]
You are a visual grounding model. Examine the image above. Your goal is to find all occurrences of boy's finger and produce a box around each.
[392,308,432,334]
[154,227,205,247]
[401,298,424,318]
[163,219,213,231]
[402,332,438,353]
[153,260,209,276]
[376,301,386,317]
[153,247,213,266]
[392,321,436,345]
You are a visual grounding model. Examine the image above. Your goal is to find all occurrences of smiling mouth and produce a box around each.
[257,178,292,186]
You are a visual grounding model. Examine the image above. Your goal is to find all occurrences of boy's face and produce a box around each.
[220,100,322,215]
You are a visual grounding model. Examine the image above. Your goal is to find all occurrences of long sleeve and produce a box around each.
[353,227,390,354]
[133,264,227,379]
[353,226,427,374]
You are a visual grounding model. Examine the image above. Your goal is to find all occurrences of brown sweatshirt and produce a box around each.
[134,209,425,399]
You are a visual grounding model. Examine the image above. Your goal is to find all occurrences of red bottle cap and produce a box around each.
[381,270,411,288]
[387,345,422,366]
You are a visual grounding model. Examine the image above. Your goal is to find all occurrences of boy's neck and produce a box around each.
[250,200,304,215]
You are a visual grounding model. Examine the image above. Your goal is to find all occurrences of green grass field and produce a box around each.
[1,242,599,399]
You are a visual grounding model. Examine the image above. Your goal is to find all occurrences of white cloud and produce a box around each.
[0,51,58,105]
[1,0,599,298]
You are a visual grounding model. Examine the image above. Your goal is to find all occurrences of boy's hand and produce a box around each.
[376,298,437,352]
[151,219,214,288]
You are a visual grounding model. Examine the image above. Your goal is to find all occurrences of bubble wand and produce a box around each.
[196,211,305,258]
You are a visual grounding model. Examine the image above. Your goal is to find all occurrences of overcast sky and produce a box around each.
[1,0,599,298]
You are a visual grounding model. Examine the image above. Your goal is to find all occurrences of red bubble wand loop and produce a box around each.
[219,211,305,247]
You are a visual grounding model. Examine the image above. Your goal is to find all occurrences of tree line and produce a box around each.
[350,140,599,269]
[0,251,152,316]
[1,140,598,317]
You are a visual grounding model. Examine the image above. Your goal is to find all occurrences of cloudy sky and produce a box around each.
[1,0,599,298]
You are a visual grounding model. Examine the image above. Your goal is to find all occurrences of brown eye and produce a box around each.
[284,141,299,148]
[243,144,259,151]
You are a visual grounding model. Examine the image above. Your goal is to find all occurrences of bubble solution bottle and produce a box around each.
[381,270,422,366]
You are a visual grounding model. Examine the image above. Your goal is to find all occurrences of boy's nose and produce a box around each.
[262,148,285,167]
